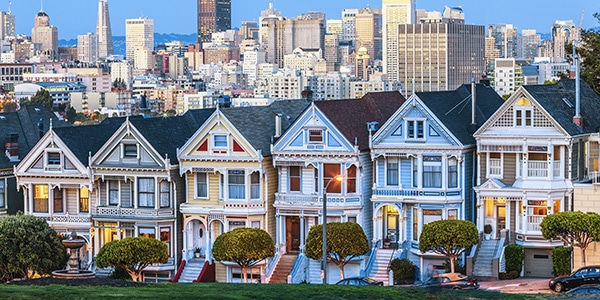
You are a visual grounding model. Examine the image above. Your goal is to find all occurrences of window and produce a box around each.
[515,108,532,127]
[196,173,208,198]
[160,227,171,256]
[323,164,341,193]
[108,181,119,205]
[289,166,301,192]
[47,152,61,166]
[314,167,319,193]
[251,220,261,228]
[448,209,457,220]
[347,165,357,193]
[160,181,170,208]
[0,179,5,208]
[412,208,418,240]
[489,153,502,177]
[123,144,137,158]
[53,187,63,213]
[423,156,442,188]
[79,187,89,213]
[407,120,424,139]
[387,158,399,186]
[228,170,245,199]
[138,178,155,207]
[448,157,458,188]
[250,172,260,199]
[214,135,227,148]
[423,209,442,225]
[139,227,156,239]
[34,184,49,213]
[308,129,323,143]
[412,158,418,188]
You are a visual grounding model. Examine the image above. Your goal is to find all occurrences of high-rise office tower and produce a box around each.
[341,8,359,44]
[355,7,382,60]
[551,20,577,63]
[382,0,416,81]
[0,9,15,41]
[197,0,231,45]
[488,24,518,58]
[397,23,485,93]
[78,32,99,63]
[518,29,540,60]
[32,10,58,60]
[126,17,154,67]
[96,0,114,58]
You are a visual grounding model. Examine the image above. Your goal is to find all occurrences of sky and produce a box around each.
[4,0,598,40]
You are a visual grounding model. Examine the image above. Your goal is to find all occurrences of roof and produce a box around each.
[314,91,407,151]
[416,84,504,145]
[221,100,310,156]
[522,79,600,136]
[0,106,70,170]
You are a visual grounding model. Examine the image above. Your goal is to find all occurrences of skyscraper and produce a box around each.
[488,24,518,58]
[197,0,231,45]
[78,32,99,63]
[126,17,154,68]
[382,0,416,81]
[355,7,382,61]
[551,20,577,63]
[31,10,58,60]
[96,0,114,58]
[0,9,15,41]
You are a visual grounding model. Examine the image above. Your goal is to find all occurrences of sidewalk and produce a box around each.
[478,277,552,294]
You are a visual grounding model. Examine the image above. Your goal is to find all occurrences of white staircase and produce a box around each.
[472,240,499,278]
[307,259,322,284]
[368,248,394,286]
[178,259,205,283]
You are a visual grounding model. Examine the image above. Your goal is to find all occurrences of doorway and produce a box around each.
[286,216,300,252]
[496,206,506,238]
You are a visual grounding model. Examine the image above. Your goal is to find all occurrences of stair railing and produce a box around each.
[263,252,281,283]
[288,253,307,283]
[360,239,380,277]
[168,260,186,282]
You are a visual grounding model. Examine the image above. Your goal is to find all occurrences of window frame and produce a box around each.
[53,187,63,213]
[213,134,228,148]
[79,186,89,213]
[250,172,260,199]
[159,181,170,208]
[407,120,425,140]
[138,178,155,208]
[228,170,245,200]
[195,172,208,199]
[422,156,442,188]
[308,129,324,143]
[289,166,301,192]
[448,157,458,188]
[123,144,138,159]
[386,157,399,186]
[0,179,5,208]
[108,180,119,206]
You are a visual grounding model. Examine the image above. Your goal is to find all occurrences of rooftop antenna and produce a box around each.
[7,1,11,14]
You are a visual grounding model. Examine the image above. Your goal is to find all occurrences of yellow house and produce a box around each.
[176,101,308,282]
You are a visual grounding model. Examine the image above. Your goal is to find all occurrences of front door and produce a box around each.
[286,216,300,252]
[496,206,506,238]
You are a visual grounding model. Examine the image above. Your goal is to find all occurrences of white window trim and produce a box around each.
[406,119,426,141]
[307,128,325,144]
[122,143,139,159]
[487,153,504,179]
[45,150,62,171]
[195,173,209,199]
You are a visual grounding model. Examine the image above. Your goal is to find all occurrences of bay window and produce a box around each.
[387,158,399,186]
[228,170,245,199]
[251,172,260,199]
[138,178,155,207]
[323,164,341,193]
[160,181,170,208]
[196,173,208,198]
[423,156,442,188]
[289,166,301,192]
[33,184,49,213]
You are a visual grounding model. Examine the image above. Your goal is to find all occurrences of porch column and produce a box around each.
[300,215,305,250]
[560,146,565,179]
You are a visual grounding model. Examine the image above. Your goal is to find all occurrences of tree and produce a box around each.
[418,220,479,273]
[571,13,600,95]
[65,106,77,124]
[0,214,67,282]
[96,237,169,282]
[1,100,17,112]
[212,228,274,283]
[20,89,53,111]
[304,222,369,279]
[540,211,600,267]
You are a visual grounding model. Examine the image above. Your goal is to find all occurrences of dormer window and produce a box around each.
[45,151,62,170]
[308,129,323,143]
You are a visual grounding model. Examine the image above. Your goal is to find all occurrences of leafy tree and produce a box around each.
[0,214,67,282]
[304,222,369,279]
[570,13,600,95]
[1,100,18,112]
[20,89,53,111]
[212,228,274,283]
[96,237,169,282]
[418,220,479,273]
[540,211,600,267]
[65,106,77,124]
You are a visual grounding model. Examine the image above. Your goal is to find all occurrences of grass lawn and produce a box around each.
[0,282,554,300]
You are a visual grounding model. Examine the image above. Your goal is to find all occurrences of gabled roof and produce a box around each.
[521,79,600,136]
[314,91,406,151]
[220,100,309,156]
[0,106,69,169]
[416,84,504,145]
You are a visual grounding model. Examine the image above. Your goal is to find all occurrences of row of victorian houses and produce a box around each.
[2,78,600,283]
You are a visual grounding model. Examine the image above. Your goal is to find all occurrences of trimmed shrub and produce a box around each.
[390,258,417,284]
[552,247,572,276]
[504,244,524,275]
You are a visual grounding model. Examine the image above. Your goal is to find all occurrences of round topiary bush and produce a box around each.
[390,258,417,285]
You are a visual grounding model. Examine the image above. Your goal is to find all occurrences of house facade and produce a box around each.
[474,80,600,277]
[271,92,405,284]
[177,101,308,283]
[371,84,503,278]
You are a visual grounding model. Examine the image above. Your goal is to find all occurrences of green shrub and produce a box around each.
[389,258,417,284]
[443,259,465,275]
[504,244,524,275]
[552,247,572,276]
[110,265,132,281]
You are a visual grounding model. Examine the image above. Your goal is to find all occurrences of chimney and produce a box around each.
[471,79,477,125]
[275,114,282,138]
[4,133,19,162]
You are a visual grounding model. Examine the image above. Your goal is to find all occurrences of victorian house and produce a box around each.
[176,100,308,283]
[370,83,503,279]
[271,92,405,284]
[1,106,68,218]
[473,79,600,277]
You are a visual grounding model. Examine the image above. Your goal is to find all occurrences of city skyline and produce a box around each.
[1,0,597,40]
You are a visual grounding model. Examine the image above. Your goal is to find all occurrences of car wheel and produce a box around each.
[554,282,564,293]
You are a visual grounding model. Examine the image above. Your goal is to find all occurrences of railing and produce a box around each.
[288,253,308,284]
[275,194,361,206]
[360,241,379,277]
[591,171,600,184]
[263,252,280,283]
[373,187,461,197]
[37,214,91,223]
[527,161,548,177]
[95,206,174,217]
[527,215,544,232]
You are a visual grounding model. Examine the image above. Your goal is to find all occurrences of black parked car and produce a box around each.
[335,277,384,286]
[565,285,600,295]
[419,273,479,290]
[549,266,600,292]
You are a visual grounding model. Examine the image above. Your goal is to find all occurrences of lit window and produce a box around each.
[323,164,341,193]
[79,187,89,213]
[347,165,357,193]
[34,184,49,213]
[139,227,155,239]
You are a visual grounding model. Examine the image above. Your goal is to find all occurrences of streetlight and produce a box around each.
[322,174,343,284]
